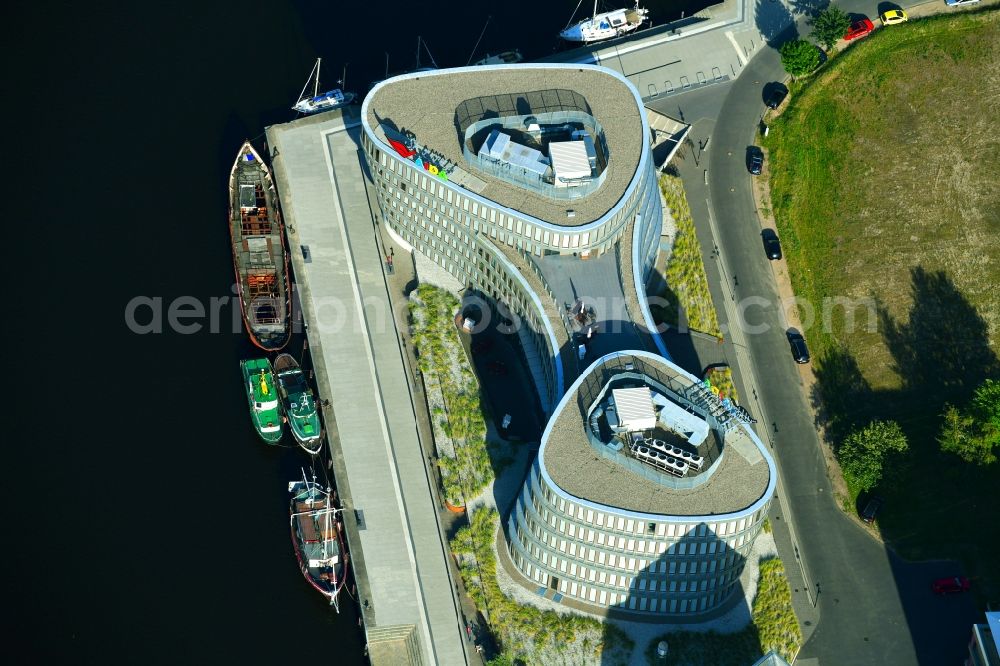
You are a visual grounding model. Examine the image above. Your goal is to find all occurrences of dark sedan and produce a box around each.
[748,148,764,175]
[765,83,788,110]
[761,229,782,260]
[787,331,810,364]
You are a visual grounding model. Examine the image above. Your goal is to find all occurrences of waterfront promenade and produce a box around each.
[539,0,785,103]
[266,112,468,666]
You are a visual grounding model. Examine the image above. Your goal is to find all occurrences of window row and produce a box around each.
[364,141,651,253]
[531,471,766,539]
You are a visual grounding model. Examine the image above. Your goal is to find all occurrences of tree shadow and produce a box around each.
[809,266,995,664]
[784,0,831,18]
[812,344,874,447]
[754,0,799,46]
[879,267,999,408]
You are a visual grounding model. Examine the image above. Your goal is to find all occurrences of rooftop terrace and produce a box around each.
[365,65,645,228]
[542,352,773,517]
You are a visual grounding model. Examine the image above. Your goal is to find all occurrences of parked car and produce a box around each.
[487,360,508,376]
[945,0,980,5]
[761,229,782,260]
[787,331,810,364]
[844,17,875,40]
[861,495,884,524]
[880,9,908,24]
[765,83,788,110]
[748,148,764,175]
[932,576,970,595]
[471,338,494,355]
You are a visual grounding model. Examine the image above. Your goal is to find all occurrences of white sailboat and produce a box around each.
[292,58,356,115]
[473,50,524,66]
[559,0,649,43]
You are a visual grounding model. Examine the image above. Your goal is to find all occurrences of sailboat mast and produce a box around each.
[314,58,321,98]
[564,0,584,30]
[593,0,598,20]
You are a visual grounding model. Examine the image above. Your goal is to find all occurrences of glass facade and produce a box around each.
[506,350,776,617]
[507,461,770,615]
[359,66,663,412]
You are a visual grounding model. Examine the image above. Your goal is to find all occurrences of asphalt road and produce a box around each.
[666,15,980,665]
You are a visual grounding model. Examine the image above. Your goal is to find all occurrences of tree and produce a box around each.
[838,420,908,492]
[810,6,851,51]
[970,379,1000,442]
[780,39,822,77]
[938,404,980,462]
[938,379,1000,465]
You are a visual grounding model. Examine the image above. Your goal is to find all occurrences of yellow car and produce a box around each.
[880,9,909,25]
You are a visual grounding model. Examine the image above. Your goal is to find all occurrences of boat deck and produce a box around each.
[230,154,289,334]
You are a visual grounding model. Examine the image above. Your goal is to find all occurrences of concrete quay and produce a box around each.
[266,110,468,666]
[258,1,804,662]
[540,0,789,103]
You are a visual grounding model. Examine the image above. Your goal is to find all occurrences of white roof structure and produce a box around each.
[986,612,1000,662]
[549,140,593,186]
[652,391,709,447]
[478,129,550,177]
[611,387,656,431]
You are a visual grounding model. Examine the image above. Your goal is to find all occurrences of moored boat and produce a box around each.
[228,141,291,351]
[240,358,284,444]
[274,353,322,454]
[560,0,649,43]
[472,49,524,66]
[292,58,356,115]
[289,473,348,610]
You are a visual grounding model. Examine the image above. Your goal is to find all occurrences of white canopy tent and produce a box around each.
[611,387,657,431]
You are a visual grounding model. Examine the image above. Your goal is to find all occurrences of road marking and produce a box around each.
[725,30,748,66]
[705,197,817,611]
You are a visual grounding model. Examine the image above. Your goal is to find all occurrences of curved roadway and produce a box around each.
[669,15,981,665]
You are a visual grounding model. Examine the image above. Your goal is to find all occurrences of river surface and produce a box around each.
[8,0,708,662]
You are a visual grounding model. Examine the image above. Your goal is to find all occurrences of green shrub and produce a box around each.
[644,558,801,665]
[452,509,633,665]
[657,175,721,337]
[410,285,493,504]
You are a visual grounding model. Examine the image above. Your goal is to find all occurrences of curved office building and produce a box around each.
[360,64,663,413]
[507,351,776,617]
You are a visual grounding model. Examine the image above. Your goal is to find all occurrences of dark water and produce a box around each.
[7,0,707,662]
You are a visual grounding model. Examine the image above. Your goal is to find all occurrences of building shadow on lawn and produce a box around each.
[811,266,996,665]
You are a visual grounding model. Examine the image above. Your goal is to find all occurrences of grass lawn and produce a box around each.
[763,9,1000,599]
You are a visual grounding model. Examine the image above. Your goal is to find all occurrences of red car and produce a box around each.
[932,576,970,595]
[844,18,875,40]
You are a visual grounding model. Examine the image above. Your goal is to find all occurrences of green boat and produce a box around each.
[274,353,323,454]
[240,358,284,444]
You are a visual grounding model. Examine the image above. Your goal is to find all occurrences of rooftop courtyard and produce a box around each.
[365,66,645,227]
[542,352,774,516]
